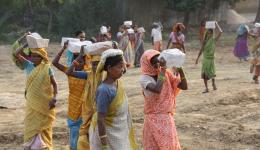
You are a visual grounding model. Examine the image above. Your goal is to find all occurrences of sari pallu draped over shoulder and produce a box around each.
[24,62,55,150]
[77,71,98,150]
[89,79,137,150]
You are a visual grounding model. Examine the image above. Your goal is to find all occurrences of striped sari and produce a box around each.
[24,63,55,150]
[89,79,137,150]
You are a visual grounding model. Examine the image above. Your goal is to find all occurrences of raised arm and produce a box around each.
[145,58,166,93]
[52,41,68,73]
[215,22,223,42]
[65,45,88,79]
[15,43,29,63]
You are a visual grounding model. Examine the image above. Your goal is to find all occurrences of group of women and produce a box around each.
[13,20,260,150]
[12,21,189,150]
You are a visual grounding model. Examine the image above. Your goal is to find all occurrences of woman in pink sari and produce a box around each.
[140,50,188,150]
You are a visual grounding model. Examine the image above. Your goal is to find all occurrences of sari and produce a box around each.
[134,33,144,67]
[24,62,55,150]
[88,52,137,150]
[89,80,137,150]
[67,76,87,150]
[202,37,216,79]
[140,50,181,150]
[120,34,133,65]
[77,71,97,150]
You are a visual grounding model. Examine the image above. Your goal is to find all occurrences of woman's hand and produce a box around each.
[62,40,69,50]
[49,97,57,109]
[159,57,166,68]
[80,45,85,57]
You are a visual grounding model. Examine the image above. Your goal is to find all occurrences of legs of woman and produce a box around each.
[253,65,260,84]
[203,79,209,93]
[212,78,217,90]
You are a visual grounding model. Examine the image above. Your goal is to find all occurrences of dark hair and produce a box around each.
[104,55,123,71]
[75,30,85,37]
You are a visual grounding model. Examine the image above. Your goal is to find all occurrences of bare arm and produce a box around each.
[177,68,188,90]
[252,40,260,53]
[52,42,68,73]
[195,42,205,64]
[146,58,166,93]
[49,75,58,109]
[65,45,86,78]
[166,38,171,49]
[146,70,166,93]
[98,112,108,146]
[15,43,28,63]
[215,22,223,42]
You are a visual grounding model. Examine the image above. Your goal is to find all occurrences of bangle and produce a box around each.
[181,77,186,80]
[99,134,107,139]
[158,75,165,81]
[73,60,80,66]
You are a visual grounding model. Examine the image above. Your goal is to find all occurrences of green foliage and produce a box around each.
[0,0,117,43]
[167,0,241,13]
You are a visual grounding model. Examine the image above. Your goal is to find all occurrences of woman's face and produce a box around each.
[150,55,160,69]
[207,30,213,38]
[77,32,86,41]
[31,53,43,65]
[107,61,125,80]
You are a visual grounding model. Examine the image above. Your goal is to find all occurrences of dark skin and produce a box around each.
[166,27,186,53]
[195,22,222,93]
[15,44,57,109]
[52,41,85,78]
[146,55,188,93]
[65,45,86,77]
[98,60,125,146]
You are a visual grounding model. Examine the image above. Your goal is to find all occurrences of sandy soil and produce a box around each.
[0,33,260,150]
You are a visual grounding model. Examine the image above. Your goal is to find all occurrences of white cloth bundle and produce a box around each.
[100,26,108,34]
[61,37,80,46]
[205,21,216,29]
[84,41,113,55]
[137,27,145,33]
[158,49,185,68]
[124,21,132,27]
[26,33,49,48]
[67,40,92,53]
[255,22,260,28]
[127,28,134,34]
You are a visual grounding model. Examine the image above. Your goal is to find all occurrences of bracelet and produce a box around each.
[158,75,165,81]
[73,60,80,66]
[99,134,107,139]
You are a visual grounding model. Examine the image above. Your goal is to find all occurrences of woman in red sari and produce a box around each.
[140,50,188,150]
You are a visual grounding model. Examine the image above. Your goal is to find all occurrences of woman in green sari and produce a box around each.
[196,22,222,93]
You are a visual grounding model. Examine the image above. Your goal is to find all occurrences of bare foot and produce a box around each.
[202,89,209,93]
[213,84,217,90]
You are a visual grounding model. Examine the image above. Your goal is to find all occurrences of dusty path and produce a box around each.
[0,34,260,149]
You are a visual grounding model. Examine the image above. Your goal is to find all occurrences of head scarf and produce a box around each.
[30,48,49,62]
[173,23,185,32]
[140,49,160,76]
[236,24,249,36]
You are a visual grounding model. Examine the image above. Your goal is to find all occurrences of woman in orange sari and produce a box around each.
[140,50,188,150]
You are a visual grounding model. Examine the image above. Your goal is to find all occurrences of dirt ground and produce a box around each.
[0,33,260,150]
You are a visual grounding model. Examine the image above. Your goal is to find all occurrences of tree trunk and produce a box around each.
[183,11,190,34]
[255,0,260,22]
[47,8,53,34]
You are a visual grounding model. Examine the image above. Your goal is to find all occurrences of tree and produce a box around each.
[166,0,241,29]
[255,0,260,22]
